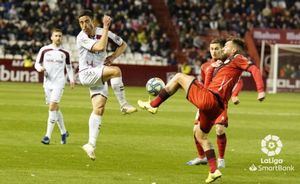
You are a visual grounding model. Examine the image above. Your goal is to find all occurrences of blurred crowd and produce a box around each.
[0,0,171,62]
[1,0,300,67]
[168,0,300,71]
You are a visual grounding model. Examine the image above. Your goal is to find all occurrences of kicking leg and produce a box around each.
[138,73,195,113]
[151,73,195,107]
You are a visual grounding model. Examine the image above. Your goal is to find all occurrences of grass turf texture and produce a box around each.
[0,82,299,184]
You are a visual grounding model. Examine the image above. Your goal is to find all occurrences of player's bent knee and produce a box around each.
[111,66,121,76]
[93,107,104,116]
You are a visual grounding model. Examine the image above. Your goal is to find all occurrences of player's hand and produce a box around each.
[231,96,240,105]
[70,81,75,89]
[104,55,115,66]
[103,15,111,29]
[257,91,265,102]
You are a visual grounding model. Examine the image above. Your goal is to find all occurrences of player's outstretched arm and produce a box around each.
[247,65,265,102]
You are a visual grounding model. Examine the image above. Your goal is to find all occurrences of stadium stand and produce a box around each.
[167,0,300,67]
[1,0,299,66]
[0,0,170,65]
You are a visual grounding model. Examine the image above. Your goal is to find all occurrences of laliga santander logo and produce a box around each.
[261,135,283,156]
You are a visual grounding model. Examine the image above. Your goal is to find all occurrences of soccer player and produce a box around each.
[35,28,75,145]
[186,38,244,168]
[77,10,136,160]
[138,37,265,183]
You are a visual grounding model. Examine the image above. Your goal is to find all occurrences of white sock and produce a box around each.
[45,111,57,139]
[56,110,67,135]
[111,77,127,107]
[88,113,102,147]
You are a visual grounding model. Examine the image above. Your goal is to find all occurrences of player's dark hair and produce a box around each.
[78,9,94,19]
[227,37,246,52]
[210,38,226,47]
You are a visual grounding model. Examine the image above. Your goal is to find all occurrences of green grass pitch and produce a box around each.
[0,82,299,184]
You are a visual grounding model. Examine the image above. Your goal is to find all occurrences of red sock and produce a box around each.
[194,136,205,158]
[205,149,217,173]
[150,89,170,107]
[217,133,227,159]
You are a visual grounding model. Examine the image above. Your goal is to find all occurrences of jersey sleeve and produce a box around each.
[34,47,44,72]
[108,31,123,46]
[234,54,253,70]
[76,33,97,51]
[247,65,265,92]
[231,78,243,97]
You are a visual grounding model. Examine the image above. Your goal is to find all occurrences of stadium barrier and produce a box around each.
[0,59,261,90]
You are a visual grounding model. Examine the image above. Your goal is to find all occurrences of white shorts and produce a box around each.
[79,66,109,98]
[79,66,104,86]
[44,88,64,104]
[89,82,109,98]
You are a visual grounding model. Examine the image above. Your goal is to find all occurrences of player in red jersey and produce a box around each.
[138,37,265,183]
[187,39,243,168]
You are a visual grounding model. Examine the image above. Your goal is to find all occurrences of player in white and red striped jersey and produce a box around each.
[35,28,75,145]
[76,10,137,160]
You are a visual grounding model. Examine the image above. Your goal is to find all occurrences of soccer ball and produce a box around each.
[146,77,165,96]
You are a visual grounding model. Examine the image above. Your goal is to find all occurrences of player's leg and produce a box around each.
[138,73,194,113]
[215,124,227,168]
[151,73,195,107]
[82,84,108,160]
[195,113,221,183]
[187,124,208,165]
[41,88,58,145]
[102,66,137,114]
[195,126,222,183]
[51,88,69,144]
[214,109,228,168]
[187,110,207,165]
[56,108,69,144]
